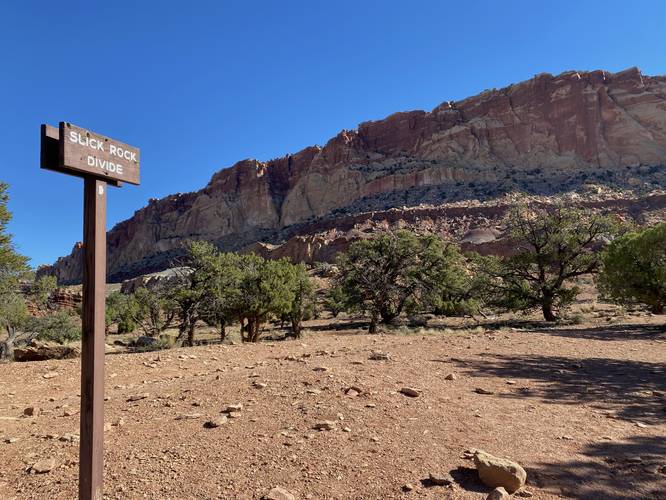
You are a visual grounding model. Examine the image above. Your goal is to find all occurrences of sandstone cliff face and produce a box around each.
[44,68,666,284]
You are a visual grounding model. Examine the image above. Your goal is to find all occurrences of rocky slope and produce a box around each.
[42,67,666,284]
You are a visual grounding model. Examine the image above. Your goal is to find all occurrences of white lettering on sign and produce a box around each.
[69,131,136,163]
[109,144,137,162]
[87,155,124,175]
[69,131,104,151]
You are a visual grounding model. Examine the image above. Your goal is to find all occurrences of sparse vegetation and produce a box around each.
[0,182,33,359]
[476,205,619,321]
[598,222,666,315]
[333,230,469,332]
[106,291,139,334]
[26,310,81,344]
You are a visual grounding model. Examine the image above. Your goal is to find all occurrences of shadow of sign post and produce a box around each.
[41,122,140,500]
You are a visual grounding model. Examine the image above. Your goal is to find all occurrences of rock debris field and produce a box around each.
[1,318,665,499]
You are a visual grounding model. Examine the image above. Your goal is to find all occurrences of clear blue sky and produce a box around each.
[1,0,665,268]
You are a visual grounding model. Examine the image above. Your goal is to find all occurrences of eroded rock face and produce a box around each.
[42,68,666,284]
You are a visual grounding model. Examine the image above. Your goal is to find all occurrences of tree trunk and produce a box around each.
[187,319,196,347]
[542,297,557,322]
[252,320,261,342]
[290,317,301,339]
[368,312,378,334]
[219,319,226,342]
[176,322,187,345]
[246,318,261,342]
[239,317,247,342]
[0,325,16,361]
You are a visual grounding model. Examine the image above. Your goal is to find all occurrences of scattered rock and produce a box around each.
[254,382,268,389]
[444,373,457,381]
[515,488,535,497]
[175,413,202,420]
[474,388,495,395]
[42,372,58,379]
[23,406,40,417]
[127,394,148,402]
[5,437,19,444]
[263,486,295,500]
[369,351,391,361]
[474,450,526,494]
[487,487,510,500]
[30,458,56,474]
[59,433,79,442]
[402,483,414,492]
[312,366,328,372]
[204,417,228,428]
[313,421,336,431]
[222,404,243,413]
[399,387,421,398]
[428,472,453,486]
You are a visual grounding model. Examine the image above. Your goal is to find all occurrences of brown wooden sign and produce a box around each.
[41,124,121,187]
[40,121,141,500]
[59,122,140,185]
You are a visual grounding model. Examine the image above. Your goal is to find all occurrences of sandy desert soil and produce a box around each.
[1,313,665,500]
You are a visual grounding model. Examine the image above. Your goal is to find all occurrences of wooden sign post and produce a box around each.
[41,123,140,500]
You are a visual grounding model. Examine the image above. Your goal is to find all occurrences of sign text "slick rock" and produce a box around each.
[69,131,137,175]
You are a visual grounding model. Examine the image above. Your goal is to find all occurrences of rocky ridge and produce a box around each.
[41,67,666,284]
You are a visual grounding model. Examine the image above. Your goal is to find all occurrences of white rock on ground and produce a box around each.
[264,486,296,500]
[474,450,527,494]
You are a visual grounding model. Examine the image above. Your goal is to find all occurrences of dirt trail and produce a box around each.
[1,318,665,499]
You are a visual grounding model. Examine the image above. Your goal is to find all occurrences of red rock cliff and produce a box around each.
[43,68,666,284]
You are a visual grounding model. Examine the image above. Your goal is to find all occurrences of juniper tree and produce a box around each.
[0,182,30,359]
[335,230,465,332]
[480,205,619,321]
[598,222,666,315]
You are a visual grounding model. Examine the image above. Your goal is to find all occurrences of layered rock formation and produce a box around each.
[43,67,666,284]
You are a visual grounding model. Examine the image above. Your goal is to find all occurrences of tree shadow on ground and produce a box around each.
[533,323,666,342]
[454,354,666,424]
[529,435,666,499]
[306,319,369,333]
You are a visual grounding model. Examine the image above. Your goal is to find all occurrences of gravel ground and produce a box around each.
[1,317,665,499]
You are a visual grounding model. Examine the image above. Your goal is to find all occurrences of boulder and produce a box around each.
[134,336,158,347]
[13,339,80,362]
[474,450,526,493]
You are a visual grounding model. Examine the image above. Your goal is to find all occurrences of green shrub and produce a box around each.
[27,311,81,344]
[598,222,666,314]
